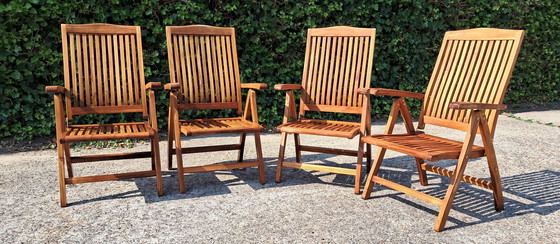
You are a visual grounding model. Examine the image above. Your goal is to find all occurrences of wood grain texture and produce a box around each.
[360,28,524,232]
[50,24,163,207]
[165,25,267,192]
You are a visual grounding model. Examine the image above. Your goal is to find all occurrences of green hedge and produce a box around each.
[1,0,558,139]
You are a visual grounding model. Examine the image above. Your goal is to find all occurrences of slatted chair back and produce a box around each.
[419,28,524,136]
[61,23,148,121]
[166,25,243,114]
[299,26,376,116]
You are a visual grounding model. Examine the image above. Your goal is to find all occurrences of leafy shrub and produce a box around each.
[1,0,558,139]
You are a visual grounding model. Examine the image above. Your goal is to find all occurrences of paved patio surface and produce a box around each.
[1,114,559,243]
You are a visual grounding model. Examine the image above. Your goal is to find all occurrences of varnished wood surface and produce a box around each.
[179,117,264,136]
[361,133,486,161]
[360,28,524,231]
[275,26,376,194]
[165,25,267,192]
[49,23,163,207]
[277,119,361,139]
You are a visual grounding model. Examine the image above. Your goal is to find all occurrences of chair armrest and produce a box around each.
[449,102,507,110]
[146,82,162,90]
[357,88,424,99]
[241,83,268,90]
[274,84,302,91]
[45,86,66,94]
[164,83,181,90]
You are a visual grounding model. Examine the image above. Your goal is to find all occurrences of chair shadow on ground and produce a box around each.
[361,156,560,231]
[69,146,559,232]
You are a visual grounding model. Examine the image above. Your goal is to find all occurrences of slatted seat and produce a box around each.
[46,23,163,207]
[362,134,485,161]
[275,26,376,194]
[359,28,524,231]
[277,119,360,139]
[179,118,263,136]
[165,25,267,193]
[61,122,154,142]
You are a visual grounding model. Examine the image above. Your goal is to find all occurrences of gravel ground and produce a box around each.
[1,114,559,243]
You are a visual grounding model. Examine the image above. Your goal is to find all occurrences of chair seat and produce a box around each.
[179,117,264,136]
[361,133,486,161]
[277,119,361,139]
[61,122,155,143]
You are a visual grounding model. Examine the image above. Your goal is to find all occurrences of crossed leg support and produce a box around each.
[360,110,505,231]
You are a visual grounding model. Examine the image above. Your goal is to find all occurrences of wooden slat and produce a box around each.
[130,35,140,105]
[302,104,361,114]
[66,170,156,184]
[70,151,152,163]
[72,105,143,115]
[282,161,356,175]
[183,161,260,173]
[107,35,115,105]
[299,145,358,157]
[68,34,78,107]
[170,144,241,154]
[101,35,109,105]
[336,37,348,106]
[65,24,138,35]
[118,35,127,106]
[324,36,337,105]
[86,35,97,106]
[76,34,84,106]
[93,35,101,106]
[177,102,238,111]
[314,37,327,104]
[372,176,443,206]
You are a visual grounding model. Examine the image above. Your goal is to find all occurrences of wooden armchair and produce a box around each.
[165,25,267,193]
[275,26,376,194]
[46,24,163,207]
[359,28,525,231]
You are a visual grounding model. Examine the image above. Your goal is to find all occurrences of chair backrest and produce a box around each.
[166,25,243,114]
[61,23,148,120]
[419,28,524,136]
[299,26,376,116]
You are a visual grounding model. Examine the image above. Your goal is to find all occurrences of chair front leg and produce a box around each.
[167,106,174,170]
[254,132,266,184]
[478,113,504,211]
[434,110,481,232]
[151,136,163,196]
[361,146,387,199]
[57,141,67,207]
[355,139,366,195]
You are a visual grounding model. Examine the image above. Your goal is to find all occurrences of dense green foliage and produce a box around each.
[1,0,558,139]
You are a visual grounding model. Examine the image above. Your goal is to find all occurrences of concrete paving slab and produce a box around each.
[1,115,559,242]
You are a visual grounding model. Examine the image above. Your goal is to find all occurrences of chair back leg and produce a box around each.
[254,133,266,184]
[238,133,247,162]
[276,132,289,183]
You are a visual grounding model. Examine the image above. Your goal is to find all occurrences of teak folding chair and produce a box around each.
[359,28,524,231]
[275,26,376,194]
[165,25,267,193]
[46,23,163,207]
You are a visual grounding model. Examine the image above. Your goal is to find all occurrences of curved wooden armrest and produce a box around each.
[164,83,181,90]
[274,84,302,91]
[241,83,268,90]
[449,102,507,110]
[146,82,162,90]
[45,86,66,94]
[357,88,424,99]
